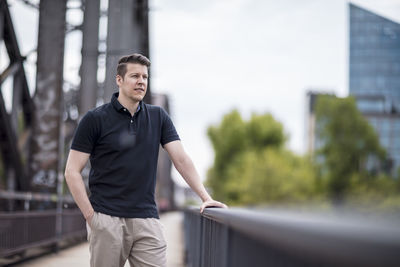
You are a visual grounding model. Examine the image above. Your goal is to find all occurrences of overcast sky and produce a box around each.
[150,0,400,185]
[4,0,400,185]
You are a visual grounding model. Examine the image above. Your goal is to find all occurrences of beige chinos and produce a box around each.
[86,212,167,267]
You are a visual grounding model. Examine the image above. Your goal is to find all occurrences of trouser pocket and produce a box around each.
[86,212,99,241]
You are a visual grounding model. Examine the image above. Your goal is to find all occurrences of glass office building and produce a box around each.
[349,3,400,176]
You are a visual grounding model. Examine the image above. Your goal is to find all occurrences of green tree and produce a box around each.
[223,148,315,205]
[314,95,387,203]
[206,110,315,205]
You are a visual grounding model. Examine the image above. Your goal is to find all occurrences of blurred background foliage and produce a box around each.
[206,110,317,206]
[206,96,400,212]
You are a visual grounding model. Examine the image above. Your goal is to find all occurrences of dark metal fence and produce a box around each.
[0,209,85,258]
[0,190,86,259]
[184,207,400,267]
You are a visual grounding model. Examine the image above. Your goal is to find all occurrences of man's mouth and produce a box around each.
[134,88,145,92]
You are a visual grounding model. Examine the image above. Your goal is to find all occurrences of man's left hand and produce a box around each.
[200,200,228,213]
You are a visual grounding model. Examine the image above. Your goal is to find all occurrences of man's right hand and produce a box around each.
[85,210,95,227]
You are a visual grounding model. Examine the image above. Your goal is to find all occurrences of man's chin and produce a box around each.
[132,95,145,102]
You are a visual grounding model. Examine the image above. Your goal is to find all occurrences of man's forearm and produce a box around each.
[65,171,94,220]
[173,156,212,202]
[164,141,228,212]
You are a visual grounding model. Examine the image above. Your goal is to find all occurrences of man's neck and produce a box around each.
[117,95,139,116]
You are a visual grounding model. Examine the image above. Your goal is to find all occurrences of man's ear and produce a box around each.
[116,75,123,85]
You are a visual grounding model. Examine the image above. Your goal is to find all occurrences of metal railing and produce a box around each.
[184,207,400,267]
[0,209,85,257]
[0,190,85,258]
[0,190,75,211]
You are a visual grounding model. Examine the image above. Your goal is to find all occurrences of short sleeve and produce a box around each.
[71,111,99,154]
[160,108,180,146]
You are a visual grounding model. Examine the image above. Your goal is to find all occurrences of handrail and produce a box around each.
[0,189,75,203]
[185,207,400,267]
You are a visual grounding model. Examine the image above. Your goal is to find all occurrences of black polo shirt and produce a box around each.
[71,92,180,218]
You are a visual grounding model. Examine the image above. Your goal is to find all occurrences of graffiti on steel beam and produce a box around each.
[31,72,61,188]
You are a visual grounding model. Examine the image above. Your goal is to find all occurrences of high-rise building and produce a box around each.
[349,3,400,176]
[306,91,335,154]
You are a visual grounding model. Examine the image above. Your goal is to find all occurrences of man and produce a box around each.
[64,53,227,267]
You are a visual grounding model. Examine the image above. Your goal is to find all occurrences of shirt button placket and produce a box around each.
[129,117,135,134]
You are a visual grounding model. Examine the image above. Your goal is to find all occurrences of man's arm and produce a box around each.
[64,149,95,224]
[164,140,227,213]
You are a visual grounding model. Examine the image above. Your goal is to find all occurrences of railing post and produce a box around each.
[24,199,29,211]
[199,214,204,267]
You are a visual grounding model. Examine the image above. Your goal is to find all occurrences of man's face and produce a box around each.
[116,63,148,102]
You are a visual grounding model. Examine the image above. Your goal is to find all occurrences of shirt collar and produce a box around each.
[111,92,142,113]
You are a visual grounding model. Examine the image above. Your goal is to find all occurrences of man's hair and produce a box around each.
[117,53,151,78]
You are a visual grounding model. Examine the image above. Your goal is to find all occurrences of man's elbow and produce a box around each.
[64,168,78,183]
[64,168,71,182]
[175,154,192,169]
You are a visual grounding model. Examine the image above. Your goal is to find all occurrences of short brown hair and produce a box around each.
[117,53,151,78]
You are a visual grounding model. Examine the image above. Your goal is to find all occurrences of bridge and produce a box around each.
[1,0,400,266]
